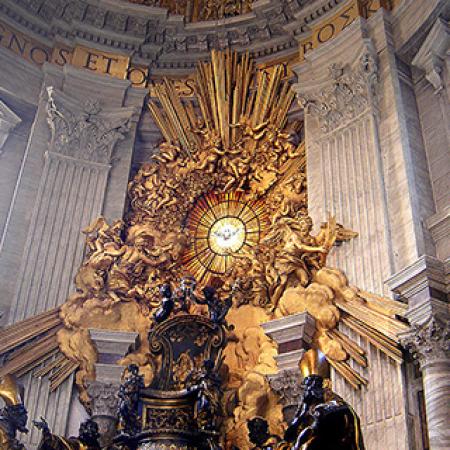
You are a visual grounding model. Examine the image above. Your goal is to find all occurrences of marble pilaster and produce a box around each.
[0,47,42,327]
[0,99,21,153]
[411,17,450,261]
[10,86,135,322]
[0,99,21,323]
[292,18,395,297]
[291,12,429,449]
[2,62,144,449]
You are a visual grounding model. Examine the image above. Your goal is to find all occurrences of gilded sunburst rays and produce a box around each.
[182,191,268,283]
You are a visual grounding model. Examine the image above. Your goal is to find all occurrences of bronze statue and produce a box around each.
[247,417,280,450]
[117,364,145,438]
[153,283,175,322]
[34,417,101,450]
[0,375,28,450]
[188,359,222,432]
[191,286,232,325]
[283,350,365,450]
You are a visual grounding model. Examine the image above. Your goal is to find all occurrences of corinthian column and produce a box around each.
[400,316,450,450]
[390,256,450,450]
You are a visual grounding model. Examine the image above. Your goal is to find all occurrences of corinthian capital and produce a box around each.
[400,315,450,368]
[46,87,135,164]
[268,369,303,407]
[298,51,378,134]
[86,381,120,418]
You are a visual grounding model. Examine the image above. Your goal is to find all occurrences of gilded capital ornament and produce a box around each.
[400,315,450,368]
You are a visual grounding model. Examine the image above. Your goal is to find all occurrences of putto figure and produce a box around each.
[191,286,233,324]
[283,349,365,450]
[0,375,28,450]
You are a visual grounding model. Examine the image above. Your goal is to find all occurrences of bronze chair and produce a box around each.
[137,314,227,449]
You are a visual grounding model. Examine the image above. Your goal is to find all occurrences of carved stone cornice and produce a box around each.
[412,17,450,93]
[46,87,134,164]
[399,315,450,368]
[298,50,378,133]
[0,100,21,153]
[0,0,378,75]
[386,255,448,328]
[386,255,447,299]
[86,381,120,418]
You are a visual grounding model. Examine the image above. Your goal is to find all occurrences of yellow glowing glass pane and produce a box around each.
[209,217,246,254]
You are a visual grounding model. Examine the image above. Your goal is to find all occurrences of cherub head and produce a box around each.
[297,215,313,235]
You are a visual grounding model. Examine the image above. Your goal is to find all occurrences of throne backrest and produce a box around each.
[148,314,226,391]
